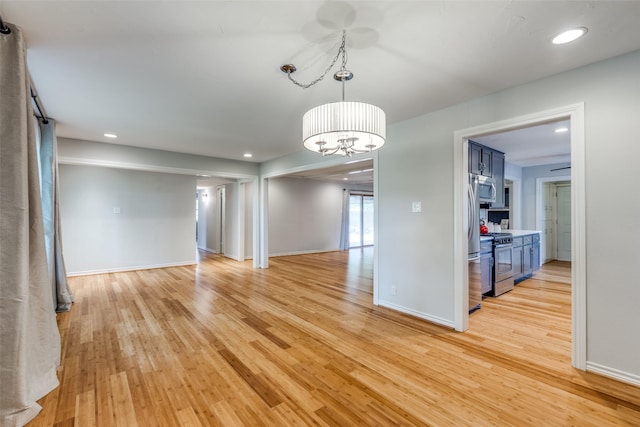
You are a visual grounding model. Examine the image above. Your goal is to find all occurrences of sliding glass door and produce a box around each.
[349,194,374,248]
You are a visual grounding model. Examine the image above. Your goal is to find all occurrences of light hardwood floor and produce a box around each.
[28,251,639,426]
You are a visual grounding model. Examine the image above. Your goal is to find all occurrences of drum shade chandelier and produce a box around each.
[281,31,386,156]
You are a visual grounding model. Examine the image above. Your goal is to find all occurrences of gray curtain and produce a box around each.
[339,189,350,250]
[0,23,61,426]
[39,120,73,312]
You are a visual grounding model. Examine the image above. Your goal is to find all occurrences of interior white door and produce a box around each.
[543,182,556,262]
[217,186,226,255]
[556,184,571,261]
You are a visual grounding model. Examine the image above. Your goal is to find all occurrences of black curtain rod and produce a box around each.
[31,88,49,124]
[0,14,11,34]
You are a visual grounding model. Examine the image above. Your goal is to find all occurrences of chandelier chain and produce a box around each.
[286,30,347,89]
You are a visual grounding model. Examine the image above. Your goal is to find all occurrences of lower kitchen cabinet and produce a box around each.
[480,239,493,294]
[532,239,540,271]
[513,232,540,283]
[512,239,523,283]
[480,252,493,294]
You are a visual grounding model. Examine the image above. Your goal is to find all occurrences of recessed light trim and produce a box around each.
[104,133,118,138]
[552,27,587,45]
[554,127,569,133]
[243,153,253,158]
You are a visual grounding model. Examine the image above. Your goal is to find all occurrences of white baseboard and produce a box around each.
[376,300,455,329]
[199,247,217,254]
[269,248,341,258]
[67,260,197,277]
[586,361,640,387]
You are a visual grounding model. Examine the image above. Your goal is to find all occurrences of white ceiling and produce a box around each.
[3,1,640,167]
[473,119,571,167]
[288,158,374,183]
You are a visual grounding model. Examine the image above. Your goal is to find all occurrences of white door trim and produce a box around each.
[453,102,586,370]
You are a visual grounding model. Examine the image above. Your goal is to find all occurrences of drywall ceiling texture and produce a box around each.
[4,1,640,162]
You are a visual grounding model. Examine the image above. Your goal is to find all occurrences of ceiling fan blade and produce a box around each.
[550,166,571,171]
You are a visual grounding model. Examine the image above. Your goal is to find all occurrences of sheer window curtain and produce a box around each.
[39,119,73,312]
[0,23,63,426]
[339,189,350,250]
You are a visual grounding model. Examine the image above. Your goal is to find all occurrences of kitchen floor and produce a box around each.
[470,260,573,361]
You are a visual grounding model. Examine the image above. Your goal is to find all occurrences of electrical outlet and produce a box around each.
[391,286,397,295]
[112,207,121,214]
[411,201,422,213]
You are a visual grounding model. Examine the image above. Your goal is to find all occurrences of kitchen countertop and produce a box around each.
[507,229,541,237]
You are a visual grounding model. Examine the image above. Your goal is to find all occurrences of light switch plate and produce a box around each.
[411,201,422,213]
[112,207,121,214]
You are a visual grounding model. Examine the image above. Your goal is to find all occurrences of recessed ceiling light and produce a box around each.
[243,153,253,158]
[104,133,118,138]
[343,178,348,181]
[552,27,587,45]
[554,127,569,133]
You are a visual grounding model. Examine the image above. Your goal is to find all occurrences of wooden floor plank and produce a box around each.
[26,251,640,426]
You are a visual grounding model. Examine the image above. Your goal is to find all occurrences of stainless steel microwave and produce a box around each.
[477,175,496,204]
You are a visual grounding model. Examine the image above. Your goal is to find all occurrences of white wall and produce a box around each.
[59,164,196,274]
[268,177,345,256]
[261,174,372,261]
[261,49,640,381]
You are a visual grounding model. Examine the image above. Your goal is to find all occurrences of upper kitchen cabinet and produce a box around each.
[492,152,505,208]
[469,142,492,177]
[469,141,506,208]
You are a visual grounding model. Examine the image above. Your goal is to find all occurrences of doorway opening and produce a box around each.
[349,193,374,248]
[537,178,572,263]
[454,103,586,370]
[195,178,257,264]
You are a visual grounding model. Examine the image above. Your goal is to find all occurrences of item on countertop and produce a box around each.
[480,224,488,234]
